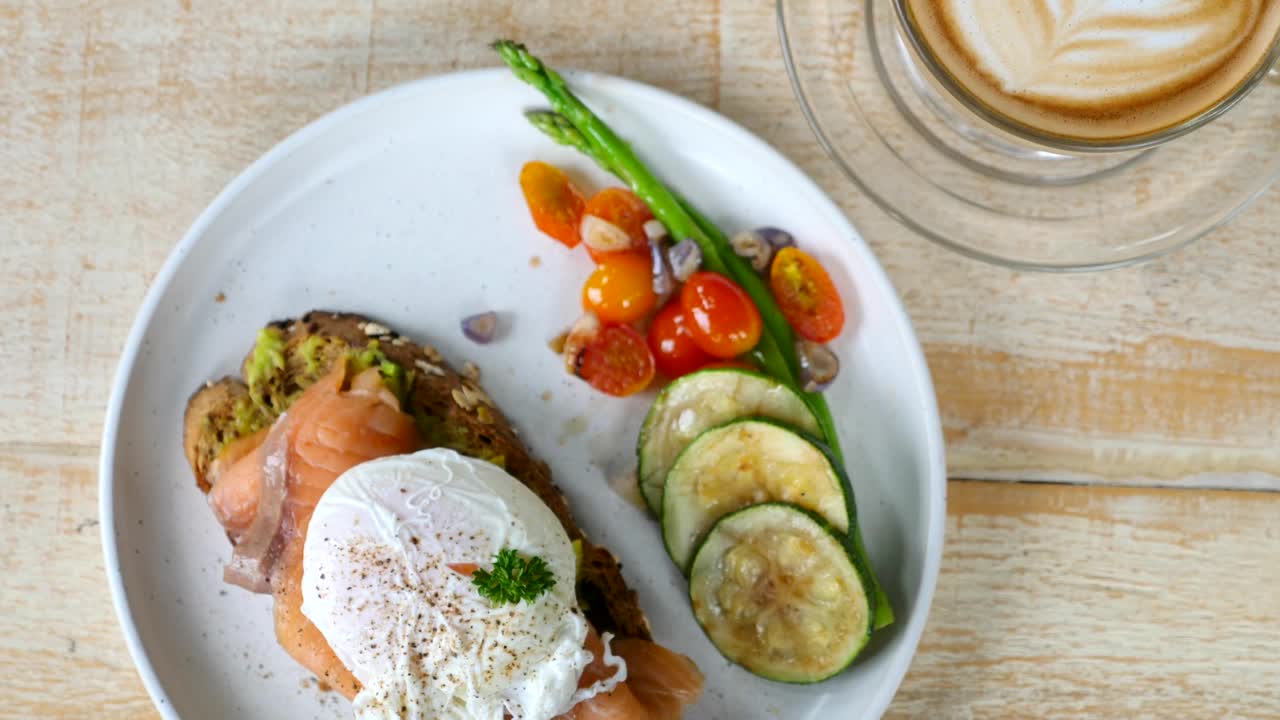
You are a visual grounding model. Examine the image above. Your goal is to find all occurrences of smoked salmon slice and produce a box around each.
[613,637,704,719]
[559,626,651,720]
[559,626,703,719]
[281,364,421,532]
[208,361,422,699]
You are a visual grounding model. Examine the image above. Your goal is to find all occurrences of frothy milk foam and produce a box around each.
[902,0,1280,142]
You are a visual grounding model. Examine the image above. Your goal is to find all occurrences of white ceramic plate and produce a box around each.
[100,68,945,720]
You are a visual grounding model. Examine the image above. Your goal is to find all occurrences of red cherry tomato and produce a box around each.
[519,161,586,248]
[701,360,757,372]
[647,300,714,378]
[769,247,845,342]
[581,187,653,262]
[679,272,762,359]
[577,325,656,397]
[582,252,658,324]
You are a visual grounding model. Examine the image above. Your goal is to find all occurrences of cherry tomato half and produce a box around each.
[769,247,845,342]
[582,252,657,324]
[581,187,653,262]
[519,161,586,248]
[648,300,714,378]
[680,271,762,359]
[577,325,656,397]
[701,360,757,372]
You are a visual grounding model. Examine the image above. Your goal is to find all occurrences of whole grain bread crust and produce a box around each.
[184,311,650,640]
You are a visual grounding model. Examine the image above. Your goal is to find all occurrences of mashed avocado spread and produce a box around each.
[219,329,504,470]
[229,328,380,443]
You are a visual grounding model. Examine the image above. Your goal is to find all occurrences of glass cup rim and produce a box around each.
[890,0,1280,154]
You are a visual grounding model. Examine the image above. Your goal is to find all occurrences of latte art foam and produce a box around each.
[902,0,1280,142]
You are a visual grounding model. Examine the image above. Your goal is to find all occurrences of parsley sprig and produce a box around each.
[471,548,556,604]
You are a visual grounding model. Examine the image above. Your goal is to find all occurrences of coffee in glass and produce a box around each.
[897,0,1280,149]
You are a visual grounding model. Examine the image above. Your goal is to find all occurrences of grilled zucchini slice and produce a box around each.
[661,418,851,571]
[689,502,873,683]
[637,368,819,514]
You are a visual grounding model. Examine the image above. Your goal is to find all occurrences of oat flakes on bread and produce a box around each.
[183,310,650,640]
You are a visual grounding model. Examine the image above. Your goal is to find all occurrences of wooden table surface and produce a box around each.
[3,2,1278,718]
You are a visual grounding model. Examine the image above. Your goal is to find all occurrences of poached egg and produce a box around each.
[301,449,606,720]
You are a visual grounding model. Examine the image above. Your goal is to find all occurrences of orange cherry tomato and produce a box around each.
[520,161,586,248]
[680,271,762,359]
[577,325,656,397]
[769,247,845,342]
[582,187,653,262]
[648,300,714,379]
[582,252,657,324]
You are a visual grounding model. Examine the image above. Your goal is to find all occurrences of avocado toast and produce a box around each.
[183,310,651,645]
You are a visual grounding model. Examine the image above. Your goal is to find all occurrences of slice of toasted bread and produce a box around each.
[184,311,650,640]
[185,379,252,493]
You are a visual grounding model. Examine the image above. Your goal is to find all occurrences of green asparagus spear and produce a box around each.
[499,41,893,629]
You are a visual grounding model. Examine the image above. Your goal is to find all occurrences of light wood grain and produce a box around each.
[4,0,1280,717]
[0,449,153,718]
[890,481,1280,720]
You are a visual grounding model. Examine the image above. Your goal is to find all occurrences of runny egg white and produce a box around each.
[301,448,610,720]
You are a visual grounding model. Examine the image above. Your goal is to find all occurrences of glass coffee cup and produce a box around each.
[892,1,1280,152]
[777,0,1280,270]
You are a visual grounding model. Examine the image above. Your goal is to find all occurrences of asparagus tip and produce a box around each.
[491,38,542,74]
[525,110,569,129]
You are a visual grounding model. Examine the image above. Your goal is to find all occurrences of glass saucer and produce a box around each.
[778,0,1280,271]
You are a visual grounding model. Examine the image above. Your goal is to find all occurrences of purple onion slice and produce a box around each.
[666,238,703,282]
[461,311,499,344]
[796,339,839,393]
[758,227,796,252]
[650,237,675,302]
